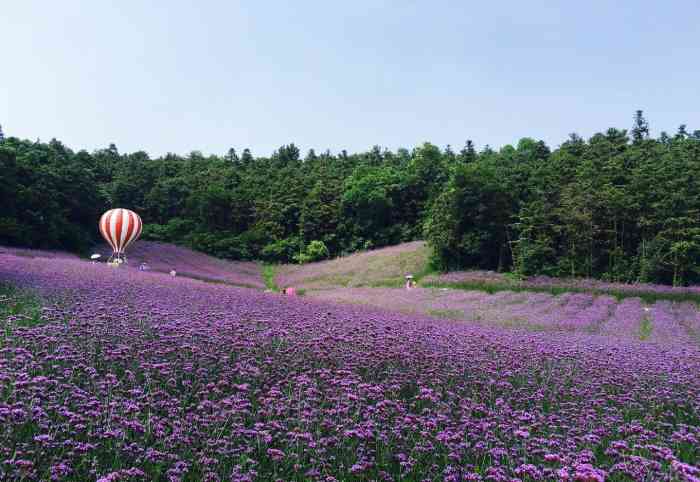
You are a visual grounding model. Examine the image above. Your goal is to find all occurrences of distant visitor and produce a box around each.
[405,274,416,290]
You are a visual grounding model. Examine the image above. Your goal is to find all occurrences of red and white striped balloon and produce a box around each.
[99,209,143,255]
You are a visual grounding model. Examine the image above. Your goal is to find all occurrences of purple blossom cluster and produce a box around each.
[599,298,647,339]
[425,271,700,297]
[311,287,699,344]
[526,275,700,297]
[94,241,265,289]
[0,246,79,260]
[1,253,699,481]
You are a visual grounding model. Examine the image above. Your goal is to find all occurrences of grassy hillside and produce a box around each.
[274,241,431,291]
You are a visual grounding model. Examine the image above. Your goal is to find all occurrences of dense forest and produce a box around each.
[1,112,699,286]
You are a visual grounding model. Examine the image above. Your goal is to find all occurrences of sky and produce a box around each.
[1,1,699,158]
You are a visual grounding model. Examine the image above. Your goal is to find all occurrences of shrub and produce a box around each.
[294,240,330,264]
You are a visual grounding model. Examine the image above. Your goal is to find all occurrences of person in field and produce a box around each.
[405,274,415,290]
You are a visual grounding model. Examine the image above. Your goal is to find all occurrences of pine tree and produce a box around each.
[631,110,649,143]
[459,140,476,163]
[305,148,318,163]
[444,144,456,164]
[0,124,5,142]
[241,148,253,165]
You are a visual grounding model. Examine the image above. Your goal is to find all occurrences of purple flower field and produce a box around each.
[1,253,700,481]
[94,241,265,289]
[0,246,79,260]
[423,271,700,298]
[310,288,700,345]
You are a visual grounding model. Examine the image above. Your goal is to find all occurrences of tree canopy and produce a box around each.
[1,112,698,285]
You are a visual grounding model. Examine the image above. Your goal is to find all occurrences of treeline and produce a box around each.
[0,113,699,285]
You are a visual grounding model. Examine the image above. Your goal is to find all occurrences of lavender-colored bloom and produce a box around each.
[310,286,699,345]
[0,252,699,480]
[425,270,700,297]
[94,241,265,288]
[599,297,646,339]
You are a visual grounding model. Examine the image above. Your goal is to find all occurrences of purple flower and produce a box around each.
[266,448,285,461]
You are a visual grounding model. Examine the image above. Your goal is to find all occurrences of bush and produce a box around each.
[261,237,300,263]
[142,218,196,243]
[294,240,329,264]
[213,236,252,260]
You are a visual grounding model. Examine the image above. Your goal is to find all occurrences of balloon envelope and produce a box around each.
[99,209,142,255]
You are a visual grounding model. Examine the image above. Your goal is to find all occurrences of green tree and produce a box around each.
[631,110,649,143]
[300,178,342,253]
[341,166,402,250]
[425,163,511,271]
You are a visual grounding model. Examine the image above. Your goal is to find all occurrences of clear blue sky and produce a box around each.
[2,1,698,157]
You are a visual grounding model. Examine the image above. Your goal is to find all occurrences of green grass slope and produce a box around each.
[274,241,432,291]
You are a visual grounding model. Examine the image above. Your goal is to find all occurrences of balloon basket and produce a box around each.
[107,254,128,267]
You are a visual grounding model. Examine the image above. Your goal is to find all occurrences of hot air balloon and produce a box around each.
[99,208,142,264]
